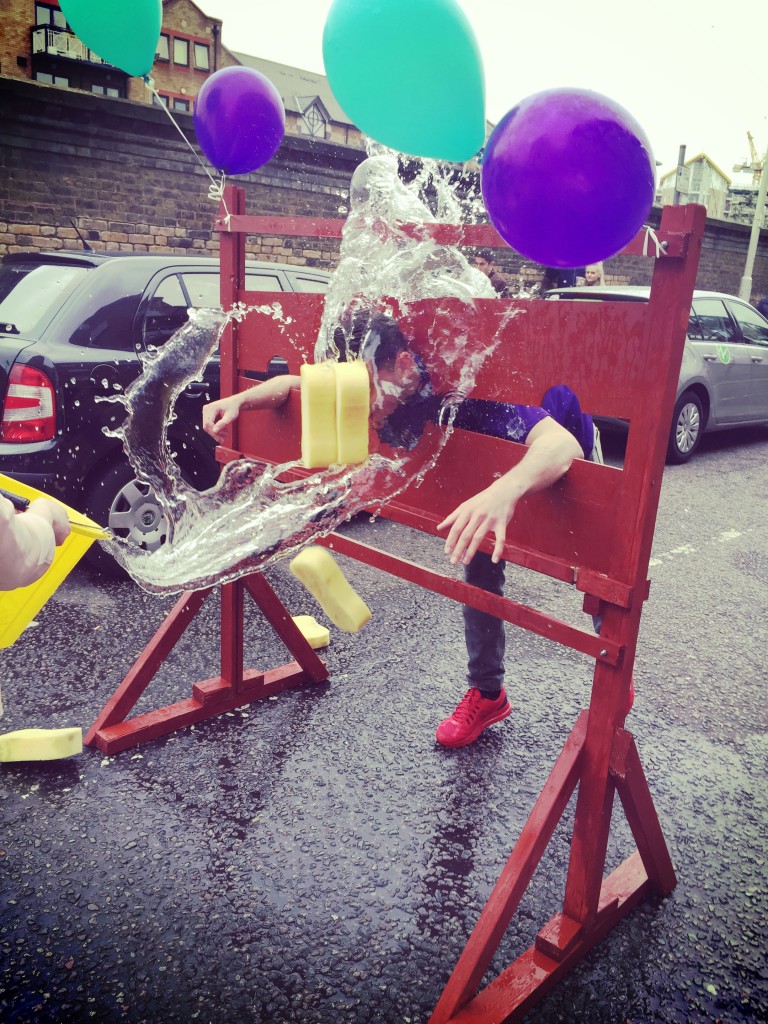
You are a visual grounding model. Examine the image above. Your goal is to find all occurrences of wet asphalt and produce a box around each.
[1,426,767,1024]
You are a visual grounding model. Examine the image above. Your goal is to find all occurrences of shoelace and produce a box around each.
[453,690,483,723]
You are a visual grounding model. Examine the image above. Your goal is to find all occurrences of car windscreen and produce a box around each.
[0,261,89,336]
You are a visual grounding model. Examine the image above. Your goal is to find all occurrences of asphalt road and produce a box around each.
[1,425,767,1024]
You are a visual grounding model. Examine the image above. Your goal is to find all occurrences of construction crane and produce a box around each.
[733,132,762,186]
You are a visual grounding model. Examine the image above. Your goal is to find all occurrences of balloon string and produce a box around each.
[642,225,666,258]
[142,75,231,225]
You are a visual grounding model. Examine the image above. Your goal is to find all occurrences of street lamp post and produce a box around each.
[738,142,768,302]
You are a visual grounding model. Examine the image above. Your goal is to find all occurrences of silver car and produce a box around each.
[545,287,768,462]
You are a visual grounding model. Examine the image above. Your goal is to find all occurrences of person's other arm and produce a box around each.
[437,417,583,565]
[202,375,300,441]
[0,495,70,591]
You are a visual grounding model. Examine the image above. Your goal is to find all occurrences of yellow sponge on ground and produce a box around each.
[289,546,371,634]
[0,727,83,762]
[300,363,337,468]
[334,361,370,465]
[291,614,331,649]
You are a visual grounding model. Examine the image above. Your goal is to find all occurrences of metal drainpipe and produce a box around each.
[212,23,219,72]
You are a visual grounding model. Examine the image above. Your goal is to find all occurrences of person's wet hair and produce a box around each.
[333,310,409,369]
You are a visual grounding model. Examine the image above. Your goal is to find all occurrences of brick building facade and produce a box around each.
[0,0,364,142]
[1,26,767,297]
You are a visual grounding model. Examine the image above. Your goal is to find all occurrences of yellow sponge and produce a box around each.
[300,363,338,468]
[289,546,371,633]
[300,361,369,469]
[335,361,370,465]
[292,614,331,649]
[0,727,83,762]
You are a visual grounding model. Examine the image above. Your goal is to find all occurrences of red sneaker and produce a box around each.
[436,688,512,748]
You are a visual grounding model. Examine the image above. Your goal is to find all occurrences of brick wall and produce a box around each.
[0,75,360,267]
[1,75,767,298]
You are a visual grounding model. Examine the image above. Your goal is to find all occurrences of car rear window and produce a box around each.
[0,261,89,335]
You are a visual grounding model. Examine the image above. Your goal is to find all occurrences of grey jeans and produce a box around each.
[462,424,603,691]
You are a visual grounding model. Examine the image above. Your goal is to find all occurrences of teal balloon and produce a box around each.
[59,0,162,77]
[323,0,485,162]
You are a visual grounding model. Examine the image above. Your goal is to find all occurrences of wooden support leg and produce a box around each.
[429,712,588,1024]
[430,717,676,1024]
[84,588,211,748]
[85,571,330,756]
[611,729,676,895]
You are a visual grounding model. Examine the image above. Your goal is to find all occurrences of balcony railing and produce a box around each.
[31,26,110,67]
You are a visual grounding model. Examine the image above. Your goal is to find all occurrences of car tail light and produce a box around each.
[0,364,57,442]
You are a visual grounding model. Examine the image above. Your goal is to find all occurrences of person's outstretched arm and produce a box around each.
[202,374,300,441]
[437,417,583,566]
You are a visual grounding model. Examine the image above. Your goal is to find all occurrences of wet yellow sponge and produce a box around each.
[291,614,331,649]
[300,361,369,469]
[335,361,370,465]
[0,727,83,762]
[289,546,371,633]
[300,363,337,468]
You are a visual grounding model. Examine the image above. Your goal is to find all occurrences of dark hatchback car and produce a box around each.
[0,250,330,573]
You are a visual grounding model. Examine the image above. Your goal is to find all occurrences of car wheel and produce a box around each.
[667,391,704,464]
[84,461,170,576]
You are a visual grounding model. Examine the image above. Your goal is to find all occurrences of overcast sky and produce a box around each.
[199,0,766,184]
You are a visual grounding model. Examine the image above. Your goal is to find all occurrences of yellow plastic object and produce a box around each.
[300,363,338,468]
[289,546,371,634]
[299,361,370,469]
[0,473,108,649]
[335,361,370,465]
[291,614,331,649]
[0,727,83,762]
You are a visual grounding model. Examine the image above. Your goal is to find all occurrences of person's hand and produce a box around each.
[27,498,71,546]
[436,480,519,566]
[202,396,240,440]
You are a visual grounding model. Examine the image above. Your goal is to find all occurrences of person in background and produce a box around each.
[0,493,70,591]
[472,249,510,297]
[584,263,605,286]
[752,291,768,318]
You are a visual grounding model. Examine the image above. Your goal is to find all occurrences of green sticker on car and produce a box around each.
[717,344,731,364]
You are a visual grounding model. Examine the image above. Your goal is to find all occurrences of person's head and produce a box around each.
[334,310,422,428]
[473,248,497,277]
[584,263,604,286]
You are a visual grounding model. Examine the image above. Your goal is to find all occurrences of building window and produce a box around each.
[171,97,191,112]
[153,93,169,107]
[173,38,189,66]
[92,84,121,98]
[35,3,67,29]
[193,43,210,70]
[301,101,328,139]
[34,71,70,87]
[156,34,170,61]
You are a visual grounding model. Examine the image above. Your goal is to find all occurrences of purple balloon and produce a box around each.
[194,66,285,175]
[481,89,655,268]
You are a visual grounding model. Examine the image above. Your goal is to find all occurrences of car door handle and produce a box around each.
[702,354,718,361]
[750,355,763,363]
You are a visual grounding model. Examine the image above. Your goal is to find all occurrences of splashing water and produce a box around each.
[103,144,521,595]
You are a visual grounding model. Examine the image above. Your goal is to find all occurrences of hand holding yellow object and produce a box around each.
[0,473,108,649]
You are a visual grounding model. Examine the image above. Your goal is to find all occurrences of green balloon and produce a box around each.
[323,0,486,162]
[59,0,162,77]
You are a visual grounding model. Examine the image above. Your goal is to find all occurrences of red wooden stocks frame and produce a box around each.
[86,191,705,1024]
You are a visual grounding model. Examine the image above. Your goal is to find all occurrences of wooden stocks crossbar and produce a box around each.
[86,188,706,1023]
